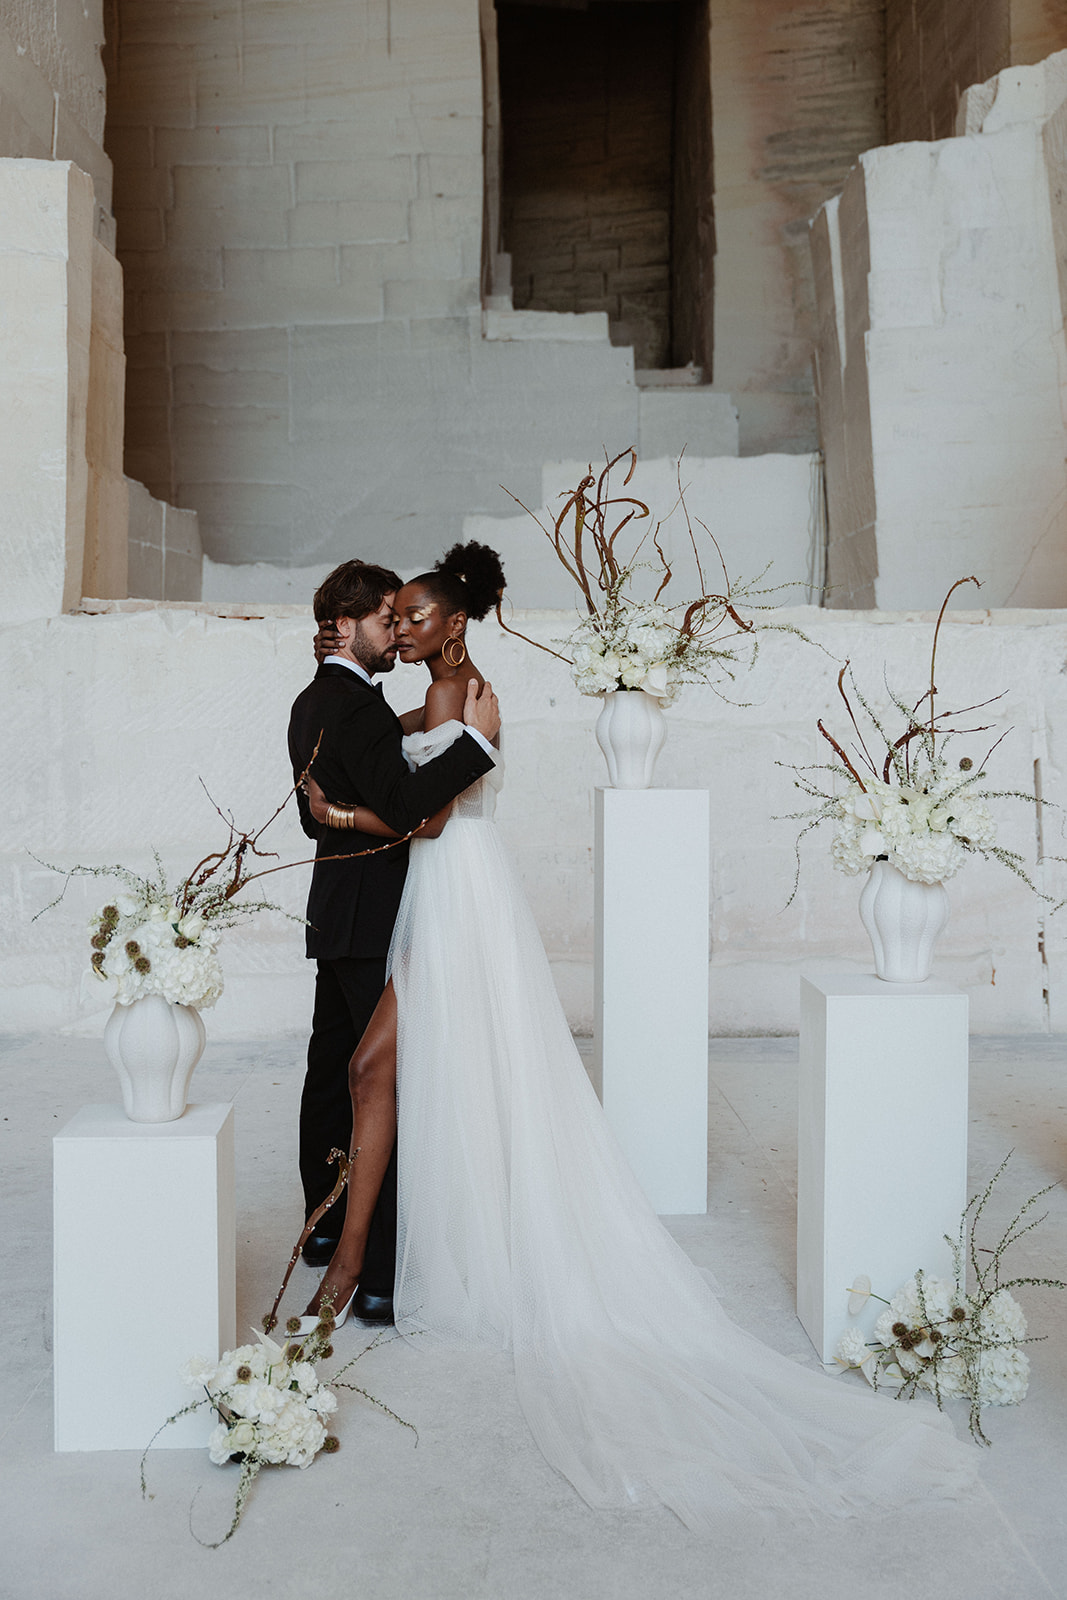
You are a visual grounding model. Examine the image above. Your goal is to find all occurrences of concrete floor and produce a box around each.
[2,1031,1066,1600]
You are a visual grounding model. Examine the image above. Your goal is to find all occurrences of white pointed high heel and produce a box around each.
[288,1283,358,1339]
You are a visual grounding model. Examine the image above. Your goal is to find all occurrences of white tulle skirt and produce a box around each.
[389,814,978,1529]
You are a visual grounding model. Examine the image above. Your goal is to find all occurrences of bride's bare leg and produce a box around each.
[305,981,397,1316]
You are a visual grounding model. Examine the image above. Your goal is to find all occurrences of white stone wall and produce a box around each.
[103,0,884,586]
[4,603,1065,1041]
[462,453,823,612]
[0,0,112,220]
[813,54,1067,610]
[202,445,820,610]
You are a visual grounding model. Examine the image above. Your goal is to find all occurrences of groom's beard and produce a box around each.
[351,623,396,676]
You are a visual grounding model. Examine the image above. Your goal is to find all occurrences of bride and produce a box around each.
[302,541,977,1529]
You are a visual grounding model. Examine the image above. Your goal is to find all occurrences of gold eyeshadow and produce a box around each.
[408,605,437,622]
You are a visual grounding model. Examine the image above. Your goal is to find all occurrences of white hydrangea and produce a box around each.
[185,1329,337,1471]
[830,769,995,885]
[974,1344,1030,1406]
[872,1276,1030,1408]
[91,894,224,1010]
[982,1287,1028,1343]
[568,605,683,704]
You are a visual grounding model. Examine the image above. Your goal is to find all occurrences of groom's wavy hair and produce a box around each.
[314,560,402,624]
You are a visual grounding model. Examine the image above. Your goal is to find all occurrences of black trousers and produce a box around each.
[299,956,397,1298]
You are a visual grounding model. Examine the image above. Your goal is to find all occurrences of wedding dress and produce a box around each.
[387,722,977,1529]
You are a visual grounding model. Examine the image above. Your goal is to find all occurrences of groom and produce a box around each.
[288,559,499,1320]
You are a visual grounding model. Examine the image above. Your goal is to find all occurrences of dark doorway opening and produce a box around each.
[495,0,713,375]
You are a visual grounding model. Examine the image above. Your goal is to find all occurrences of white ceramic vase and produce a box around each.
[103,994,206,1122]
[595,688,667,789]
[858,859,950,983]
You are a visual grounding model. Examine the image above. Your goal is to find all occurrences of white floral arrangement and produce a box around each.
[36,779,324,1012]
[37,769,420,1013]
[834,1156,1065,1444]
[783,577,1050,899]
[185,1329,339,1471]
[143,1293,412,1547]
[570,602,683,702]
[498,450,788,706]
[830,766,997,885]
[89,886,224,1010]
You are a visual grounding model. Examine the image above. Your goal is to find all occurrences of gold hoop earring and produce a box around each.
[442,637,467,668]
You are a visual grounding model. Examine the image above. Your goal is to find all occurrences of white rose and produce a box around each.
[178,911,206,940]
[227,1419,258,1451]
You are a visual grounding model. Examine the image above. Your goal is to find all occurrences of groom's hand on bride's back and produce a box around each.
[464,679,500,743]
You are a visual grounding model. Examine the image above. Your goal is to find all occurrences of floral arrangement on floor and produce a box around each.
[782,576,1052,899]
[835,1155,1066,1444]
[142,1157,413,1547]
[142,1314,413,1547]
[497,448,792,705]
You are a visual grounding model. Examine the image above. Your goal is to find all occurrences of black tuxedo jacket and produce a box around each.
[288,663,494,960]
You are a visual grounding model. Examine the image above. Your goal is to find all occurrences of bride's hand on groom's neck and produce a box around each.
[314,622,342,664]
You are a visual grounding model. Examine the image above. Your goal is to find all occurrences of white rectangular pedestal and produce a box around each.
[797,975,968,1364]
[54,1102,236,1451]
[594,788,709,1214]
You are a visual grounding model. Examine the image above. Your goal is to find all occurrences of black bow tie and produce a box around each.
[370,680,384,697]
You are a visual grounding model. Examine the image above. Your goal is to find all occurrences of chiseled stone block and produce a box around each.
[0,25,58,156]
[812,89,1067,610]
[637,388,739,460]
[126,535,164,600]
[109,42,197,129]
[0,160,94,622]
[168,164,291,248]
[294,156,416,206]
[288,199,410,247]
[383,275,479,319]
[222,244,338,292]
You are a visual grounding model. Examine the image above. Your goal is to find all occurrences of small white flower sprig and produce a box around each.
[835,1155,1067,1445]
[497,448,792,705]
[141,1315,414,1547]
[781,576,1055,900]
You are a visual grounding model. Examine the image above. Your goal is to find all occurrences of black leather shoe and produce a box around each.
[301,1231,339,1269]
[351,1287,394,1323]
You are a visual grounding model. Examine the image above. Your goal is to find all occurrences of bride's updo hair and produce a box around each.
[416,540,506,622]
